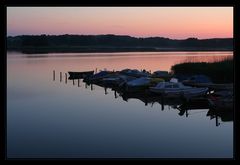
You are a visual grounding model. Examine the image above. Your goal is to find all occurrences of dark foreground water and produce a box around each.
[7,51,233,158]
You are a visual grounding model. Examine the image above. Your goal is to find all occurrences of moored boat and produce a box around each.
[84,70,114,83]
[182,75,232,91]
[119,69,150,78]
[68,71,94,79]
[151,70,172,80]
[208,90,233,110]
[125,77,152,92]
[102,74,136,87]
[125,77,164,92]
[149,81,208,99]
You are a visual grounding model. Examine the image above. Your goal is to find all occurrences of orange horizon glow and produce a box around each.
[8,51,233,72]
[7,7,233,39]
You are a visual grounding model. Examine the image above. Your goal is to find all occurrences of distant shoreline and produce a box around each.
[7,34,233,54]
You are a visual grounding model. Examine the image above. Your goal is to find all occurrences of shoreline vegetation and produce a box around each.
[171,58,233,84]
[7,34,233,54]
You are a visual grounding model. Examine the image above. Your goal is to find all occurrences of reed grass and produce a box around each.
[171,57,233,83]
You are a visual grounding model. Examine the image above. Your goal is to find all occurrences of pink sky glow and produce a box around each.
[7,7,233,39]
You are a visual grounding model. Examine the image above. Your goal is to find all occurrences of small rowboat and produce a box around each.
[68,71,94,79]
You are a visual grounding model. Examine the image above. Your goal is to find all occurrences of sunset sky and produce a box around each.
[7,7,233,39]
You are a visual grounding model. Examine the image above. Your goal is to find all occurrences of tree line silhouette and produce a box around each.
[7,34,233,53]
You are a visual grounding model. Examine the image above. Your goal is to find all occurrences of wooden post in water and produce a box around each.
[78,79,80,87]
[85,83,87,88]
[53,70,55,81]
[105,87,107,95]
[65,73,67,84]
[73,79,75,85]
[60,72,62,82]
[114,90,117,98]
[216,115,220,126]
[161,96,164,111]
[91,84,93,90]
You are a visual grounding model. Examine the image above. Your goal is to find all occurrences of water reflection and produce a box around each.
[54,74,233,127]
[7,52,233,158]
[119,91,233,127]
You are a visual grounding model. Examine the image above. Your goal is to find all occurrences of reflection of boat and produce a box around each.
[81,81,233,126]
[176,98,210,116]
[149,82,208,99]
[68,71,94,79]
[207,108,233,122]
[120,91,159,102]
[119,91,182,108]
[177,98,210,110]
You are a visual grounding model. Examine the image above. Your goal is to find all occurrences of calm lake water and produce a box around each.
[7,51,233,158]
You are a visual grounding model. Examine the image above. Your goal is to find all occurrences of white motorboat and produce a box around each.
[149,82,208,98]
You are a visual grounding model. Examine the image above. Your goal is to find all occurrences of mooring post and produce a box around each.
[91,84,93,90]
[114,90,117,98]
[53,70,55,81]
[216,115,220,126]
[78,79,80,87]
[85,83,87,88]
[60,72,62,82]
[105,87,107,95]
[65,73,67,84]
[161,96,164,111]
[73,79,75,85]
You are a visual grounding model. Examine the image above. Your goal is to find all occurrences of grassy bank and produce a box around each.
[171,57,233,83]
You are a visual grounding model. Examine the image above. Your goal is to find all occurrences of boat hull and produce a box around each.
[150,87,208,98]
[68,71,94,79]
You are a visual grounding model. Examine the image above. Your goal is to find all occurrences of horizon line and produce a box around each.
[7,34,233,40]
